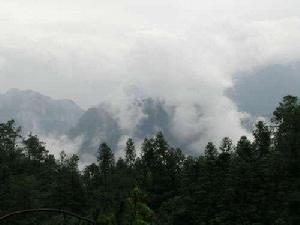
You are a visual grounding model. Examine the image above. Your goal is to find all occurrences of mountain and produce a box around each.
[68,98,177,155]
[2,64,299,156]
[0,89,177,155]
[69,105,122,154]
[232,63,300,117]
[0,89,84,135]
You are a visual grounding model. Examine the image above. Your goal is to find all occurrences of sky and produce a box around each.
[1,0,300,152]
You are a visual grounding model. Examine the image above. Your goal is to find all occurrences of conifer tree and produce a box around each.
[205,142,218,160]
[236,136,253,161]
[253,121,271,157]
[98,142,114,191]
[219,137,233,154]
[23,134,49,161]
[125,138,136,167]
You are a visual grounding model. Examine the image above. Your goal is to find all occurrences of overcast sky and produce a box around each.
[1,0,300,106]
[1,0,300,150]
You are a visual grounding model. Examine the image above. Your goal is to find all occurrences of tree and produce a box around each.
[219,137,233,154]
[218,137,232,165]
[53,151,86,213]
[236,136,253,161]
[23,134,49,161]
[272,96,300,224]
[0,120,21,161]
[98,143,114,191]
[127,187,153,225]
[141,138,155,169]
[83,163,100,187]
[98,142,114,174]
[272,95,300,175]
[205,142,218,160]
[125,138,136,168]
[253,121,271,157]
[153,132,169,160]
[2,95,300,225]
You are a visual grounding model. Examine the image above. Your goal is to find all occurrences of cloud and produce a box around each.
[41,135,83,157]
[109,18,300,150]
[1,0,300,153]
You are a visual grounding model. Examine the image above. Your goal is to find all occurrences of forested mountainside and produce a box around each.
[0,95,300,225]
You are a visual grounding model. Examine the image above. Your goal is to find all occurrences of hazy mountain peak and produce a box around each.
[0,89,84,135]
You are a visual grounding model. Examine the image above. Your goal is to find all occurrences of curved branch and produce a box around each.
[0,208,95,224]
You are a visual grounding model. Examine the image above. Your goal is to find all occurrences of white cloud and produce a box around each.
[42,135,83,157]
[1,0,300,153]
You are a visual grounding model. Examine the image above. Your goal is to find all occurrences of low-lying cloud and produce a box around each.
[1,0,300,155]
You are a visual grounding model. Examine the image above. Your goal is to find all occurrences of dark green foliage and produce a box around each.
[23,134,49,161]
[205,142,218,160]
[98,143,114,175]
[1,96,300,225]
[219,137,233,153]
[125,138,136,168]
[253,121,271,157]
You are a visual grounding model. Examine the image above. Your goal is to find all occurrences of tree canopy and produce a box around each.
[0,96,300,225]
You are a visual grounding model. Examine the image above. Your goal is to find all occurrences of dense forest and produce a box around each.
[0,95,300,225]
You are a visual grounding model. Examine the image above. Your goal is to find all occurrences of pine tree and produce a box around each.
[219,137,233,154]
[272,95,300,174]
[0,120,21,161]
[205,142,218,160]
[218,137,232,164]
[98,142,114,191]
[23,133,49,161]
[154,132,169,158]
[141,138,155,169]
[253,121,271,157]
[125,138,136,168]
[236,136,253,161]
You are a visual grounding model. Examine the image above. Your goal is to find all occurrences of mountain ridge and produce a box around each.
[0,88,84,135]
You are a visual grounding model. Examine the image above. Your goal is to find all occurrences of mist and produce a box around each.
[1,0,300,154]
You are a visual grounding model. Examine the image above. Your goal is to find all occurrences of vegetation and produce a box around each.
[0,96,300,225]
